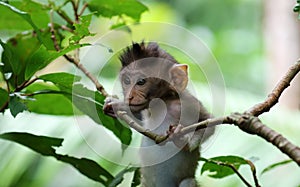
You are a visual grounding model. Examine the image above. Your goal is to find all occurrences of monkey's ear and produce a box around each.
[169,64,188,93]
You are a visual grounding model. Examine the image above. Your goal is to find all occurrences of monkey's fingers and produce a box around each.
[167,124,190,150]
[167,124,184,136]
[103,102,117,118]
[104,111,118,118]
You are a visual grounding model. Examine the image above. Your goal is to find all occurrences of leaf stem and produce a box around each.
[246,160,261,187]
[15,77,39,92]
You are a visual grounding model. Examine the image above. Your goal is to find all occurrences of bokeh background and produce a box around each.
[0,0,300,186]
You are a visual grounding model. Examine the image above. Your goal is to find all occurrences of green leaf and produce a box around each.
[86,0,148,21]
[38,72,82,89]
[261,160,293,175]
[25,45,53,79]
[0,1,48,48]
[70,14,95,43]
[58,156,114,184]
[38,72,132,145]
[0,39,22,75]
[0,132,63,156]
[8,95,28,117]
[200,156,249,178]
[0,35,40,87]
[0,88,9,112]
[71,84,132,145]
[25,83,77,115]
[25,44,88,79]
[0,0,49,30]
[0,132,114,185]
[108,167,137,187]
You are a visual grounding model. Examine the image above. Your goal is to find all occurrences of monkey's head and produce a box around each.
[119,42,188,112]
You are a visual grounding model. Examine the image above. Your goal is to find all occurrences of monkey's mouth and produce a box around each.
[129,103,148,111]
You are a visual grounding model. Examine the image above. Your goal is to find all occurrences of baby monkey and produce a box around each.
[104,42,214,187]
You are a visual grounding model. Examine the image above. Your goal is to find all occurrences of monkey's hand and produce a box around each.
[167,124,191,151]
[103,97,126,118]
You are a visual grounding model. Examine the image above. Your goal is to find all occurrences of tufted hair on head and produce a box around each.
[119,41,178,67]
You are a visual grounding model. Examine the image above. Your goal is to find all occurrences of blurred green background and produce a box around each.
[1,0,300,187]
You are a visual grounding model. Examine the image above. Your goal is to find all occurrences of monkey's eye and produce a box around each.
[136,78,146,86]
[123,76,131,85]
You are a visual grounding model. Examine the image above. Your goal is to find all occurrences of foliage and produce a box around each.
[0,0,298,186]
[0,132,114,185]
[201,156,249,178]
[0,0,146,185]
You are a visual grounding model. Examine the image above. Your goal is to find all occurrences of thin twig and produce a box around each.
[61,25,74,33]
[49,10,61,51]
[71,0,79,23]
[48,7,109,97]
[227,163,252,187]
[63,54,109,97]
[56,9,74,26]
[23,77,39,88]
[247,60,300,116]
[78,2,88,16]
[246,160,261,187]
[117,111,168,143]
[15,77,39,92]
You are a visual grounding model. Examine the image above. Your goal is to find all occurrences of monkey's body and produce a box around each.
[140,141,199,187]
[104,42,214,187]
[139,91,212,187]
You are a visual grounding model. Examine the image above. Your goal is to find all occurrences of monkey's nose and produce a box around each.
[126,93,134,102]
[128,95,134,101]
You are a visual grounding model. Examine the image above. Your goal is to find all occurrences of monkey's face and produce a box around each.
[121,73,166,112]
[119,56,188,113]
[120,59,171,113]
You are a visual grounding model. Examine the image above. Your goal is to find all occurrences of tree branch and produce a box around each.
[63,54,109,97]
[117,111,168,143]
[78,2,88,16]
[56,9,74,26]
[229,113,300,165]
[247,60,300,116]
[49,8,109,97]
[71,0,79,23]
